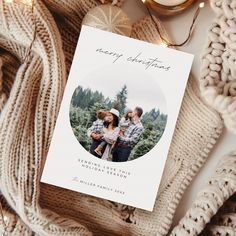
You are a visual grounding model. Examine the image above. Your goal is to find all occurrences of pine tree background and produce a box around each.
[69,85,167,161]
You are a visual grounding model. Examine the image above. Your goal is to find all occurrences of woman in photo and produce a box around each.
[100,108,120,161]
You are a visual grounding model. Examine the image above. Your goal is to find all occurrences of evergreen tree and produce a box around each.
[142,108,160,125]
[71,86,109,109]
[89,102,108,125]
[69,105,92,150]
[115,85,128,115]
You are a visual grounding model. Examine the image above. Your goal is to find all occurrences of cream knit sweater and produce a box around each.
[200,0,236,133]
[0,0,234,235]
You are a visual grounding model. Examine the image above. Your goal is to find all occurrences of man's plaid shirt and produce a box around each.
[118,120,144,147]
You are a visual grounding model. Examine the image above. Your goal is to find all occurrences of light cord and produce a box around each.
[143,1,205,47]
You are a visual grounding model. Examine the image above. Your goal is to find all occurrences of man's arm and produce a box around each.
[119,127,144,146]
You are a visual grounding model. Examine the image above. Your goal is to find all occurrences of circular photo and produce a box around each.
[69,65,168,162]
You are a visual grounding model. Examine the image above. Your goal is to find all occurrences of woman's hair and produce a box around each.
[103,120,109,128]
[112,114,119,128]
[104,113,119,128]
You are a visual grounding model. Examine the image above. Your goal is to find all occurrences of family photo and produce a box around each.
[70,66,168,162]
[87,106,144,162]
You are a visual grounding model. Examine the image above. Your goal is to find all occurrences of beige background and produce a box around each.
[123,0,236,228]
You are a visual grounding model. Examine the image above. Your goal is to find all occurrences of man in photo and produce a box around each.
[112,106,144,162]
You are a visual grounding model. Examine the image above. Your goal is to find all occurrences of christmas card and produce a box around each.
[41,25,194,211]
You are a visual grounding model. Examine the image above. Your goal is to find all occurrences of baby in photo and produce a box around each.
[119,107,133,134]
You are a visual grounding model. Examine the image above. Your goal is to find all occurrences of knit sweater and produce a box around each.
[0,0,233,235]
[170,151,236,236]
[200,0,236,133]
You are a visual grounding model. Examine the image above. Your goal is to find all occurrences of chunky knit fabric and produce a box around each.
[170,151,236,236]
[200,0,236,133]
[0,0,225,235]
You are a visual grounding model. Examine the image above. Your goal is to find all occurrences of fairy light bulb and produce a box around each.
[141,0,205,47]
[160,42,168,47]
[199,2,205,8]
[3,215,8,222]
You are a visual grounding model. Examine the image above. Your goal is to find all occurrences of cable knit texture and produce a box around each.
[200,0,236,133]
[170,151,236,236]
[0,0,226,235]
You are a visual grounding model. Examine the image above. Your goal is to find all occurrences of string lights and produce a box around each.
[4,0,36,62]
[23,0,36,62]
[142,0,205,47]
